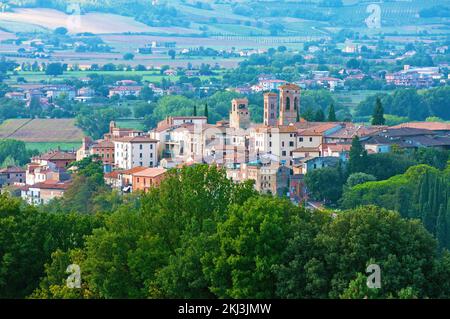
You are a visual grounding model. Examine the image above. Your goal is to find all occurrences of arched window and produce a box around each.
[294,97,298,110]
[286,97,291,111]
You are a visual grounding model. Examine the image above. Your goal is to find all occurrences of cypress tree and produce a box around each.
[348,136,368,174]
[204,103,209,123]
[423,202,434,234]
[418,172,429,217]
[437,204,447,250]
[328,104,337,122]
[314,108,325,122]
[193,104,197,116]
[371,97,386,126]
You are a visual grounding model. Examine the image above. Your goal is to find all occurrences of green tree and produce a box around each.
[371,97,386,125]
[314,108,325,122]
[205,197,300,298]
[346,172,377,188]
[123,53,135,61]
[0,194,101,298]
[348,136,368,174]
[311,206,437,298]
[305,166,345,204]
[327,104,337,122]
[168,50,176,60]
[54,27,68,35]
[45,63,64,77]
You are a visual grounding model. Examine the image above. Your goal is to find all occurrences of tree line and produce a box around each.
[1,163,450,299]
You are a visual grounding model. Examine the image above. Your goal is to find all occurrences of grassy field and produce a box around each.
[332,90,384,115]
[0,118,84,142]
[0,8,154,34]
[116,119,146,131]
[25,142,81,153]
[8,70,225,85]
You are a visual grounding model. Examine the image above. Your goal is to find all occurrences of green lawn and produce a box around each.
[11,70,224,84]
[116,119,146,131]
[26,142,81,153]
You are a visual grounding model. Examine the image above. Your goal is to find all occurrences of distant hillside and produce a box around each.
[2,0,449,36]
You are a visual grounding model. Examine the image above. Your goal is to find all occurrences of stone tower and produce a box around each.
[278,84,300,126]
[230,98,250,130]
[264,92,278,127]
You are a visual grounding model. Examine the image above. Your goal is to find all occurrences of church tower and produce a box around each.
[230,98,250,130]
[278,84,300,126]
[263,92,278,127]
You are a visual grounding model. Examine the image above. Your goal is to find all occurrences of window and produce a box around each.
[282,151,287,156]
[140,162,143,166]
[140,153,143,158]
[309,137,313,142]
[282,141,285,147]
[289,141,294,147]
[299,137,303,142]
[286,97,290,110]
[140,144,143,150]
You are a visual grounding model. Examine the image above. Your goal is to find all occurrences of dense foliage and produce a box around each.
[1,165,450,299]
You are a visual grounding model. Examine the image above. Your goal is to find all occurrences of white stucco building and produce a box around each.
[113,136,159,170]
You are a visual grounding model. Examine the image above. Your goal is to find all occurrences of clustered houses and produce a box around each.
[19,150,75,204]
[9,83,450,205]
[77,121,165,194]
[142,83,450,203]
[385,65,443,88]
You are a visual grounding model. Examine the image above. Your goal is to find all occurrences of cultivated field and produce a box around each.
[0,118,84,142]
[0,8,154,34]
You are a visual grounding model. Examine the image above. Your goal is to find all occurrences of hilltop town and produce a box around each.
[2,83,448,209]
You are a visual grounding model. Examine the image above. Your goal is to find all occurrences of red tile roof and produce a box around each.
[132,167,167,178]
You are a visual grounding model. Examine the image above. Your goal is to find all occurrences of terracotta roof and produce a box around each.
[113,136,158,143]
[29,180,72,190]
[110,86,142,91]
[92,140,114,148]
[0,166,25,174]
[132,167,167,178]
[120,166,148,175]
[279,83,301,90]
[327,124,386,139]
[293,147,321,153]
[392,122,450,131]
[275,125,298,133]
[35,151,76,161]
[298,123,341,135]
[104,171,122,179]
[325,144,352,152]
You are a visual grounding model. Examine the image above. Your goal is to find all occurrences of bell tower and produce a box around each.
[278,84,300,126]
[264,92,278,126]
[230,98,250,130]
